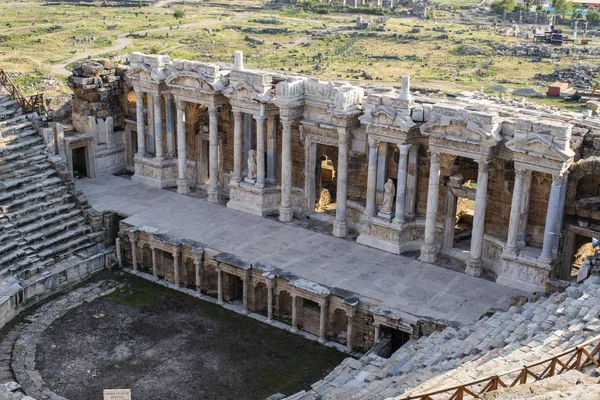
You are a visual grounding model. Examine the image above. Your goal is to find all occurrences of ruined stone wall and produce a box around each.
[485,159,514,239]
[416,146,431,218]
[528,171,552,248]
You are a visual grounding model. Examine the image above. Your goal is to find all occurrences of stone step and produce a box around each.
[0,136,42,155]
[0,144,45,165]
[0,154,46,175]
[0,128,37,145]
[24,215,86,244]
[6,202,76,229]
[37,231,103,259]
[29,225,92,253]
[17,208,82,236]
[0,167,56,192]
[0,248,26,267]
[0,119,32,135]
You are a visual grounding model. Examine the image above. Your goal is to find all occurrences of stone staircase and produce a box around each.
[0,93,104,280]
[285,275,600,400]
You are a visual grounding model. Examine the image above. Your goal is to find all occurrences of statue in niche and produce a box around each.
[247,150,257,180]
[381,178,395,215]
[316,189,332,211]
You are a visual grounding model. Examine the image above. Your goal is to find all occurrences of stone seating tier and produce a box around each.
[0,94,104,280]
[285,275,600,399]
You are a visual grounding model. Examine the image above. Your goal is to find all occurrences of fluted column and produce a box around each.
[267,280,274,323]
[153,93,163,160]
[135,89,146,154]
[365,138,378,217]
[233,111,243,183]
[165,94,175,157]
[173,247,180,287]
[175,99,189,194]
[279,117,293,222]
[254,114,266,188]
[466,160,490,277]
[151,246,157,279]
[419,151,441,263]
[506,167,527,255]
[318,300,328,344]
[539,173,565,262]
[208,106,219,203]
[393,143,412,224]
[333,129,350,238]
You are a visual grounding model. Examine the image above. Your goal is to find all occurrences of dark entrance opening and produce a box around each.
[377,326,411,358]
[227,274,243,302]
[72,147,87,178]
[315,144,338,214]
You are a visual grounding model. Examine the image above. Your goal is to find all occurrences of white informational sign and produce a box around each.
[103,389,131,400]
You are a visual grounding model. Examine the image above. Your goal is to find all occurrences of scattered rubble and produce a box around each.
[534,63,600,86]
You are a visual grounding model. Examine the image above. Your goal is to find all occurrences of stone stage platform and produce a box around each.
[77,175,527,326]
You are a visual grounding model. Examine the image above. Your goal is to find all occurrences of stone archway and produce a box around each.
[329,308,348,344]
[275,290,292,324]
[567,157,600,206]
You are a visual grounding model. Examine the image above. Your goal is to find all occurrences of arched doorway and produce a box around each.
[275,290,292,324]
[329,308,348,344]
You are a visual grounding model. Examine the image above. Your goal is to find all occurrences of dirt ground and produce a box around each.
[36,273,347,400]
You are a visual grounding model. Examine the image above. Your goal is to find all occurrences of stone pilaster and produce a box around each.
[419,151,441,263]
[232,111,243,183]
[208,106,219,203]
[217,266,224,305]
[173,246,180,287]
[242,271,249,315]
[506,167,527,255]
[393,144,411,224]
[153,94,163,160]
[333,129,350,238]
[151,246,157,279]
[266,279,274,323]
[365,138,378,217]
[135,89,146,154]
[291,294,298,333]
[346,310,355,352]
[175,99,189,194]
[466,160,490,277]
[194,254,202,295]
[279,118,293,222]
[128,230,138,271]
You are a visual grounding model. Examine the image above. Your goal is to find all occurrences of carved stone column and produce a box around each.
[539,173,565,262]
[466,160,490,277]
[405,145,419,219]
[441,190,458,250]
[217,266,224,305]
[393,143,412,224]
[175,99,188,194]
[333,129,350,238]
[233,111,243,183]
[517,170,533,248]
[419,151,441,263]
[194,254,202,295]
[346,309,355,352]
[365,138,378,217]
[242,271,249,315]
[165,94,175,157]
[254,114,267,188]
[318,299,328,344]
[208,106,219,203]
[374,324,381,342]
[128,230,138,271]
[279,117,293,222]
[173,246,180,287]
[152,93,163,160]
[135,89,146,154]
[506,167,527,255]
[291,294,298,333]
[266,279,274,323]
[151,246,157,279]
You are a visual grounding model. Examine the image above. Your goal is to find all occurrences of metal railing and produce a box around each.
[0,69,46,115]
[399,334,600,400]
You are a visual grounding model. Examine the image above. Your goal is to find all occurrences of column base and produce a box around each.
[217,300,224,305]
[332,219,348,238]
[419,244,437,263]
[177,179,189,194]
[266,318,273,324]
[318,338,326,344]
[207,189,219,204]
[279,206,293,222]
[465,258,482,277]
[241,309,249,315]
[290,327,298,334]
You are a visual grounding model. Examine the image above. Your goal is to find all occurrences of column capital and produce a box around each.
[253,114,267,122]
[280,116,295,126]
[515,166,527,178]
[152,93,161,102]
[127,230,138,240]
[172,245,180,257]
[233,110,243,119]
[134,87,143,95]
[368,138,379,149]
[338,129,350,145]
[429,150,441,163]
[552,172,566,186]
[174,98,186,111]
[397,143,412,155]
[267,278,275,289]
[477,160,491,173]
[207,106,218,117]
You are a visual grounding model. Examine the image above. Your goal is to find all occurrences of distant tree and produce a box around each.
[588,7,600,26]
[173,10,185,20]
[491,0,516,14]
[138,0,142,8]
[552,0,573,18]
[536,4,544,12]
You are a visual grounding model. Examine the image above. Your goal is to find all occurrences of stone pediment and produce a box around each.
[420,104,501,147]
[165,72,227,94]
[223,81,273,104]
[131,66,166,84]
[359,104,416,132]
[304,79,363,114]
[506,133,574,161]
